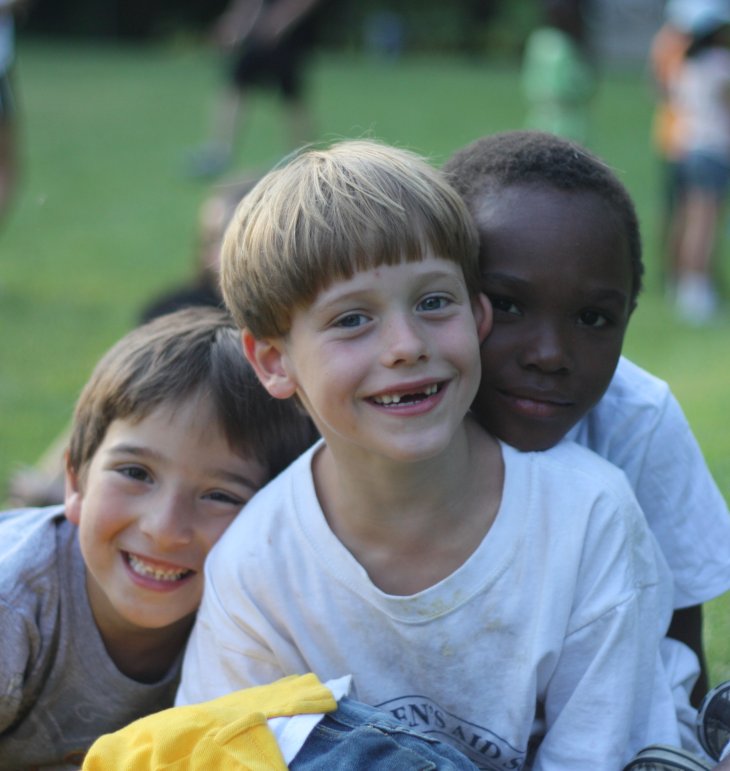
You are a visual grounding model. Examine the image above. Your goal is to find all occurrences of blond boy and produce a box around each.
[177,141,680,770]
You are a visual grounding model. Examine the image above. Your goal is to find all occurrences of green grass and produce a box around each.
[1,41,729,683]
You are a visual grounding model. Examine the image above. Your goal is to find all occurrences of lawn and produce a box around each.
[1,40,729,682]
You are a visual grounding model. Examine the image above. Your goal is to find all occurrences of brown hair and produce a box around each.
[220,139,480,338]
[68,307,317,483]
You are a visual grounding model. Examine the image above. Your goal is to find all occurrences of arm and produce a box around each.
[668,605,709,706]
[253,0,322,44]
[213,0,321,48]
[533,484,678,770]
[0,603,34,733]
[211,0,263,48]
[534,601,677,770]
[596,368,730,690]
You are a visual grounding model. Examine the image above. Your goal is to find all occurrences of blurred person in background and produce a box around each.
[187,0,326,179]
[5,175,259,508]
[521,0,596,145]
[671,2,730,324]
[648,0,694,293]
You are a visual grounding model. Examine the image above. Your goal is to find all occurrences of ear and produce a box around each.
[64,451,83,526]
[241,329,298,400]
[472,292,493,344]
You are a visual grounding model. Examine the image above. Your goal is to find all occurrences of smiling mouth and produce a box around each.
[371,383,441,406]
[124,552,194,582]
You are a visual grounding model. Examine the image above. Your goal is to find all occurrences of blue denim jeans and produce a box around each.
[290,697,480,770]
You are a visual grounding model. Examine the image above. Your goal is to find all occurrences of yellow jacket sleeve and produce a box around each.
[82,674,337,771]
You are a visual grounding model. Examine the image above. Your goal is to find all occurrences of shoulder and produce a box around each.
[600,356,670,409]
[0,505,70,615]
[571,357,676,450]
[502,440,647,544]
[500,443,667,602]
[501,441,642,541]
[0,505,69,576]
[506,439,630,492]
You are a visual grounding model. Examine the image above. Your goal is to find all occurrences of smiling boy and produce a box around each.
[0,307,316,768]
[443,131,730,722]
[177,140,682,769]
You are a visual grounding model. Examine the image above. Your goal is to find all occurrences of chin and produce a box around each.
[498,429,565,453]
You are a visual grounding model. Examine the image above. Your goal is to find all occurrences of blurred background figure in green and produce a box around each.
[521,0,596,145]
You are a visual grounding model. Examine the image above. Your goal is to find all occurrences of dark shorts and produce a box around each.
[682,150,730,198]
[229,24,315,100]
[290,697,480,770]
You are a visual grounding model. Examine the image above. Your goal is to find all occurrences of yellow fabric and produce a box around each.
[82,674,337,771]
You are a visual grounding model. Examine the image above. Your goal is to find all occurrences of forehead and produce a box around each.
[473,184,632,291]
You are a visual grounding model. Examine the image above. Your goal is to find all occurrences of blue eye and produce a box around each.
[335,313,368,328]
[417,295,449,312]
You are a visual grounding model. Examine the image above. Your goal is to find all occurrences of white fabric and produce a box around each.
[269,675,351,764]
[675,47,730,158]
[566,356,730,610]
[178,440,679,771]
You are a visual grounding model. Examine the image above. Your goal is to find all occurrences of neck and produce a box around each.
[85,578,193,683]
[100,620,191,683]
[314,417,503,595]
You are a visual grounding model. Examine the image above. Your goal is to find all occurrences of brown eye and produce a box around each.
[578,310,609,328]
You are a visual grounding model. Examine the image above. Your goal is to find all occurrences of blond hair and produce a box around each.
[220,140,480,338]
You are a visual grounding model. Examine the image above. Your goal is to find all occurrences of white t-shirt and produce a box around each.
[178,440,679,771]
[566,356,730,610]
[675,46,730,159]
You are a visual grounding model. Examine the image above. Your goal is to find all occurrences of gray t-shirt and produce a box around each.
[0,506,181,769]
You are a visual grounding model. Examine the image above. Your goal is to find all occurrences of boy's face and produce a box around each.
[65,396,267,641]
[245,254,491,464]
[471,184,634,451]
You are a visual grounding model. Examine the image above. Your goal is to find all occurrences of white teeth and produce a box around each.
[373,384,439,405]
[127,553,190,582]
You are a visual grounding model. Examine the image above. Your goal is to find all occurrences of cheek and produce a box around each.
[197,514,238,558]
[578,339,623,395]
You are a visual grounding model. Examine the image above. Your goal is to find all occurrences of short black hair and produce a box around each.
[443,130,643,300]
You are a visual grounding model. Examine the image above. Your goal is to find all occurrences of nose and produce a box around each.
[380,313,429,367]
[139,490,195,549]
[519,319,572,374]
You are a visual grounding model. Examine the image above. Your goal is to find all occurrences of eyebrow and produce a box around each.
[481,271,629,305]
[108,443,262,492]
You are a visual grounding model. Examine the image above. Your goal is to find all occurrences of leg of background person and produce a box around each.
[674,189,720,323]
[187,87,245,179]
